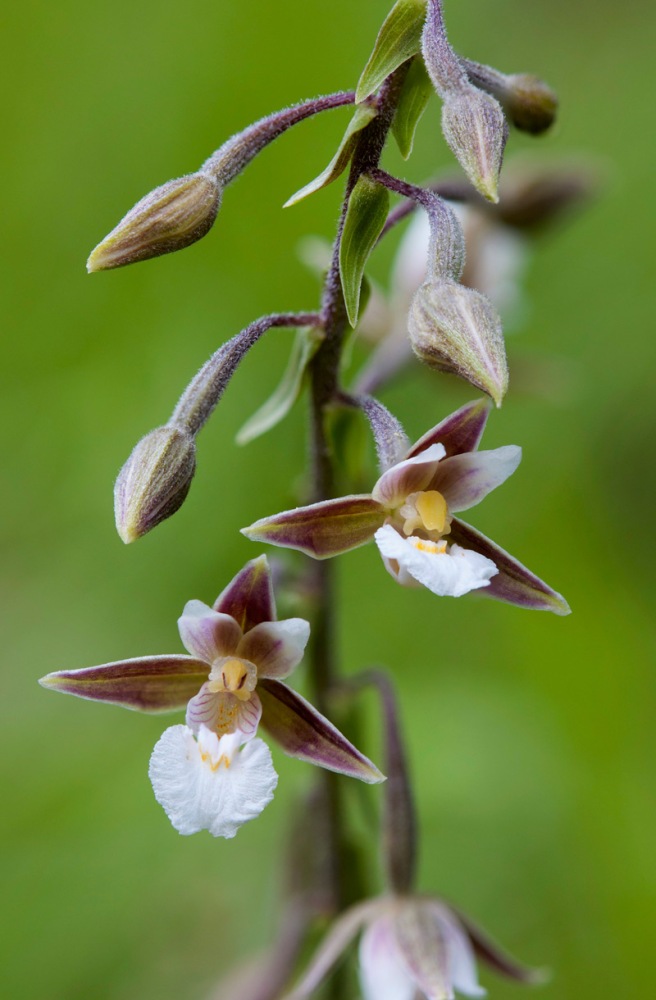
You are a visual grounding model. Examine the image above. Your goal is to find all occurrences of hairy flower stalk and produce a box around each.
[115,312,320,542]
[422,0,508,202]
[88,93,355,271]
[370,168,508,405]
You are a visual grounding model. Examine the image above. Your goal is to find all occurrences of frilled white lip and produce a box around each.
[148,724,277,838]
[375,524,497,597]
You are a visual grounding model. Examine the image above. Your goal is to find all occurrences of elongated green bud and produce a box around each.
[441,88,507,203]
[114,425,196,543]
[408,280,508,406]
[87,172,221,272]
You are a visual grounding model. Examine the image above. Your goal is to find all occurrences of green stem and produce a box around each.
[302,65,412,956]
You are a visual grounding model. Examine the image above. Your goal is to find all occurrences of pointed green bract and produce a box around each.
[339,176,389,327]
[236,327,324,445]
[356,0,428,103]
[392,56,434,159]
[284,105,378,208]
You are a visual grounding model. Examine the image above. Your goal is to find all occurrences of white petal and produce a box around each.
[238,618,310,679]
[375,525,497,597]
[149,724,277,838]
[392,209,431,299]
[430,446,521,513]
[359,916,416,1000]
[431,905,486,998]
[178,600,242,661]
[286,900,382,999]
[186,683,262,739]
[372,445,446,507]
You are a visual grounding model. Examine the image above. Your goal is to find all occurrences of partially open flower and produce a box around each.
[285,894,543,1000]
[87,171,221,271]
[243,401,569,614]
[40,557,383,839]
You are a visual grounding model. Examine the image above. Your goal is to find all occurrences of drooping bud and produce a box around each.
[461,59,558,135]
[441,87,508,203]
[408,279,508,405]
[87,172,221,272]
[114,425,196,543]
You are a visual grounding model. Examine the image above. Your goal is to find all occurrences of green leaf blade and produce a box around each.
[339,176,390,328]
[356,0,427,103]
[392,56,434,159]
[284,106,378,208]
[236,327,323,445]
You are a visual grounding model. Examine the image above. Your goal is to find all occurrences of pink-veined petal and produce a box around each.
[242,496,385,559]
[429,446,521,512]
[428,904,486,998]
[238,618,310,679]
[393,902,454,1000]
[360,914,417,1000]
[448,518,571,614]
[372,445,446,507]
[259,679,384,783]
[406,399,490,459]
[39,655,209,713]
[213,554,276,631]
[375,525,497,597]
[177,601,242,661]
[186,684,262,739]
[285,900,382,1000]
[148,724,277,838]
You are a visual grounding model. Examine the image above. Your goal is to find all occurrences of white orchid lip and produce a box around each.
[149,723,278,839]
[375,524,498,598]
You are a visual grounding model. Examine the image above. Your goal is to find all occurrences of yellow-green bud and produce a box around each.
[87,172,221,272]
[114,425,196,543]
[408,280,509,406]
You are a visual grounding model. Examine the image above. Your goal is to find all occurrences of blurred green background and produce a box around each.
[2,0,654,997]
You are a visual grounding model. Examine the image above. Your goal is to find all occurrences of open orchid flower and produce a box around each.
[284,895,544,1000]
[243,402,569,614]
[40,556,383,838]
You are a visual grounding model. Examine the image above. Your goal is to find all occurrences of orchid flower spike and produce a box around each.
[40,557,383,839]
[243,401,569,614]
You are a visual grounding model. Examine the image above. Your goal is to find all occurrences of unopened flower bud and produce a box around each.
[500,74,558,135]
[408,280,509,405]
[442,88,508,203]
[114,425,196,543]
[87,172,221,272]
[461,59,558,137]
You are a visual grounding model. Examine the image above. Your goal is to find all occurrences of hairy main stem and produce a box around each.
[304,67,410,942]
